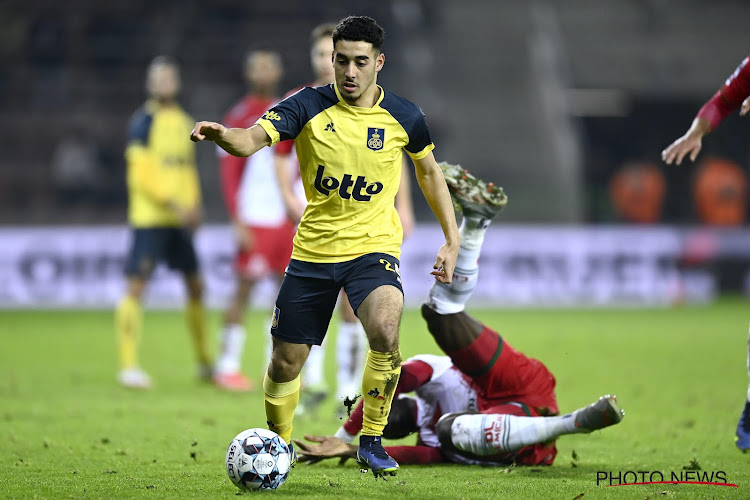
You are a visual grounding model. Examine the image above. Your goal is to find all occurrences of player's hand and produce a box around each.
[293,435,357,465]
[232,219,253,252]
[167,201,201,231]
[661,132,702,166]
[741,96,750,116]
[285,197,306,224]
[190,121,226,143]
[431,241,459,284]
[184,206,202,231]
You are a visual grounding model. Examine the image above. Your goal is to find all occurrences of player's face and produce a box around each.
[146,64,180,101]
[310,36,334,84]
[333,40,384,106]
[246,52,282,93]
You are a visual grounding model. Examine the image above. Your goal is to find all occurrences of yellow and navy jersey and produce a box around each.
[256,83,434,263]
[125,100,201,227]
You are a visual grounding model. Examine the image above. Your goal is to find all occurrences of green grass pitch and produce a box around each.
[2,299,750,499]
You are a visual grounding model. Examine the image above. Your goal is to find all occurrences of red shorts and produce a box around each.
[235,221,295,279]
[447,326,559,416]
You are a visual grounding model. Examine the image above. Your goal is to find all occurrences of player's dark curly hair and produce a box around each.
[332,15,385,52]
[382,396,418,440]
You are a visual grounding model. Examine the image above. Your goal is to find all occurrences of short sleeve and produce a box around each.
[405,108,434,160]
[127,109,153,145]
[255,91,305,146]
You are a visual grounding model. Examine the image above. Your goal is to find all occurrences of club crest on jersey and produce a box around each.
[367,128,384,150]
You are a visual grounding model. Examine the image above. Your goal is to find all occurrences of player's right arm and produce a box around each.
[662,55,750,165]
[192,91,307,156]
[190,122,271,157]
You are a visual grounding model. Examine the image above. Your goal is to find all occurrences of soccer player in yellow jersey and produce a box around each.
[117,56,212,389]
[191,16,460,476]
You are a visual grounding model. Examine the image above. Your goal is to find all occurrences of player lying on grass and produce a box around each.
[294,163,624,466]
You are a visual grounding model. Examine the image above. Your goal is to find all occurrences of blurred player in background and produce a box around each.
[212,48,290,392]
[191,16,460,477]
[295,165,622,466]
[116,56,211,389]
[661,54,750,451]
[274,23,415,412]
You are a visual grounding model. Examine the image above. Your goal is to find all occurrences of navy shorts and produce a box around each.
[271,253,403,345]
[124,227,199,278]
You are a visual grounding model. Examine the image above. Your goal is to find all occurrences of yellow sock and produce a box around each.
[115,295,142,370]
[361,349,402,436]
[264,373,301,444]
[186,299,211,366]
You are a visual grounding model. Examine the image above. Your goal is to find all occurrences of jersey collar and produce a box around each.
[333,83,385,111]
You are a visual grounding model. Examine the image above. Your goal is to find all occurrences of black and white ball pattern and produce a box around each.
[225,428,291,491]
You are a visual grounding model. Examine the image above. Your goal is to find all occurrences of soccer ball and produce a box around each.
[225,428,291,491]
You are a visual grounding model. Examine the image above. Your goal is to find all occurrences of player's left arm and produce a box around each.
[412,151,460,284]
[396,153,415,238]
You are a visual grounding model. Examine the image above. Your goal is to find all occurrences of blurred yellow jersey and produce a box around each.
[257,84,434,263]
[125,100,201,227]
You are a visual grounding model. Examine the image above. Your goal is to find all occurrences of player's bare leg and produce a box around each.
[214,275,256,391]
[183,272,212,381]
[421,305,484,352]
[354,285,403,477]
[116,276,151,389]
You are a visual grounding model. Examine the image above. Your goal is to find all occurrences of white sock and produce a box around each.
[337,320,366,398]
[427,217,489,314]
[303,341,326,389]
[215,324,246,375]
[451,412,578,456]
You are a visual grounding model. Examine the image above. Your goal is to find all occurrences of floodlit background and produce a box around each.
[3,0,750,307]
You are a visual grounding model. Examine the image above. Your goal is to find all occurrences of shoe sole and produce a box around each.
[575,395,624,431]
[357,460,398,478]
[439,162,507,219]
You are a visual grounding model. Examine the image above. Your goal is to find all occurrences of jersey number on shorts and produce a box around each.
[380,258,401,278]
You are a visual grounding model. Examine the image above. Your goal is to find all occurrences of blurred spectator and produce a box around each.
[609,161,666,224]
[693,157,748,226]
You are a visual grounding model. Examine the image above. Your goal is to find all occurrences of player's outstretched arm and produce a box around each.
[294,435,358,464]
[412,152,460,284]
[190,122,271,157]
[661,117,710,166]
[663,56,750,166]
